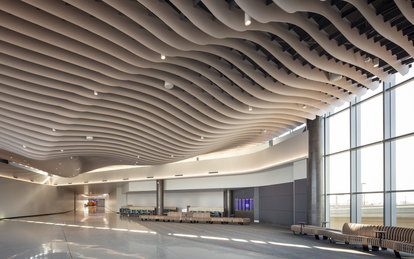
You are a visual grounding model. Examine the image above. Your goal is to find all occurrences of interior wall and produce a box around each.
[0,177,74,219]
[126,190,223,211]
[107,189,117,212]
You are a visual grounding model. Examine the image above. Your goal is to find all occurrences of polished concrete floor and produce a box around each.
[0,208,408,259]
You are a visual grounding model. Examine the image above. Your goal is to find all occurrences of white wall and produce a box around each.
[125,190,223,211]
[107,189,117,212]
[0,177,74,218]
[54,131,308,185]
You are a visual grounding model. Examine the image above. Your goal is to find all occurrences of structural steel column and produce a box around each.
[156,179,164,216]
[223,189,233,217]
[307,116,324,226]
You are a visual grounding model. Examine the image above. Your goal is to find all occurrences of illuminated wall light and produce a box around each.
[248,106,253,111]
[86,136,94,141]
[137,155,140,158]
[160,54,166,60]
[52,128,56,132]
[302,104,307,109]
[244,13,252,26]
[171,154,174,158]
[22,145,26,149]
[200,136,204,140]
[60,149,64,152]
[93,90,98,96]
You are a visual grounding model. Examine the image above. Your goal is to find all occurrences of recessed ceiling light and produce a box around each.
[160,54,166,60]
[164,81,174,90]
[94,90,98,96]
[244,13,252,26]
[373,58,379,68]
[86,136,94,141]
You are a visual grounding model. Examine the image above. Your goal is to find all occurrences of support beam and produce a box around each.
[307,116,324,226]
[156,179,164,216]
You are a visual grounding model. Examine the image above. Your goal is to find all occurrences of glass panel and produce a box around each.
[359,94,383,146]
[326,110,350,154]
[328,194,350,230]
[359,144,383,192]
[360,84,383,101]
[396,192,414,228]
[395,136,414,190]
[394,82,414,137]
[327,151,350,194]
[360,193,383,225]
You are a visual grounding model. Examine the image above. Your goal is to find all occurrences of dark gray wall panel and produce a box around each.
[295,178,307,224]
[259,182,293,225]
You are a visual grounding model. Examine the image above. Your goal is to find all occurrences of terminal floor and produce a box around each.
[0,208,410,259]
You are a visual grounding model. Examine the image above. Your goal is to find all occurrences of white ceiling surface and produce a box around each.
[0,0,412,177]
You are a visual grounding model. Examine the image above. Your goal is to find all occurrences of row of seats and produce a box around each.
[120,208,153,216]
[291,222,414,257]
[189,210,222,217]
[140,212,250,225]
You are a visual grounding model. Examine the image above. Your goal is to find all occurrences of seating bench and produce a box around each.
[139,211,250,224]
[291,222,414,257]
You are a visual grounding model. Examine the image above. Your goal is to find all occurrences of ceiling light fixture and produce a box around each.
[22,145,26,149]
[93,90,98,96]
[248,106,253,111]
[160,54,166,60]
[328,73,343,82]
[164,81,174,90]
[302,104,307,109]
[86,136,94,141]
[373,57,380,68]
[52,128,56,132]
[200,136,204,140]
[60,149,64,152]
[244,13,252,26]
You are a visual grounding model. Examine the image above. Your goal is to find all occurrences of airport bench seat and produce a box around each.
[291,222,414,257]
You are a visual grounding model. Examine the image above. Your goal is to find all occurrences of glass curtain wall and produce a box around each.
[324,70,414,229]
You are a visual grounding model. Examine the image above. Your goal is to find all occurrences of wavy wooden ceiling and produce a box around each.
[0,0,413,177]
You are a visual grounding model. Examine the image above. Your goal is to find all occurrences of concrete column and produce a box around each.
[156,180,164,216]
[307,116,324,226]
[223,189,233,217]
[254,187,260,222]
